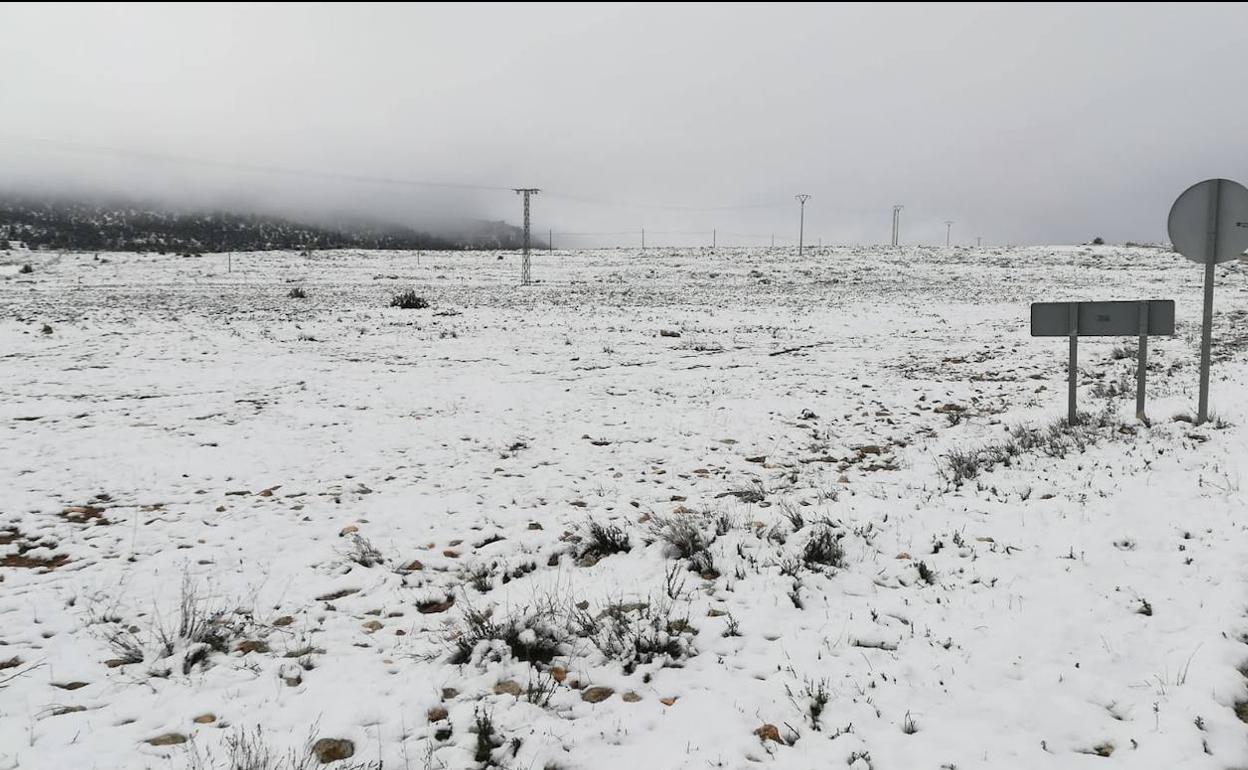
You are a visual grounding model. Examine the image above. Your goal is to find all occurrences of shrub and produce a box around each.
[572,597,695,674]
[582,520,631,560]
[446,603,566,666]
[389,290,429,309]
[18,264,33,274]
[801,525,846,570]
[648,514,716,574]
[287,287,308,299]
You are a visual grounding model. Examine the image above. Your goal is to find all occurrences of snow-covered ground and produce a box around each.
[1,245,1246,770]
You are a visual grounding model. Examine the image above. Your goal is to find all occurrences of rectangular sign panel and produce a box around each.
[1030,300,1175,337]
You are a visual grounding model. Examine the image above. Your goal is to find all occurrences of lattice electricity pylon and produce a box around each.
[514,188,540,285]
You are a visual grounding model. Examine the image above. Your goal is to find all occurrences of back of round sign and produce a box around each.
[1167,177,1248,423]
[1167,178,1248,264]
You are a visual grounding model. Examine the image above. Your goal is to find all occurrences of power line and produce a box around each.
[2,133,793,213]
[0,134,514,193]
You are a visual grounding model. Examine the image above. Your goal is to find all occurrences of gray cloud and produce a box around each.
[3,2,1246,246]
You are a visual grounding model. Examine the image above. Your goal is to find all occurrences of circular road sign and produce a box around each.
[1168,178,1248,264]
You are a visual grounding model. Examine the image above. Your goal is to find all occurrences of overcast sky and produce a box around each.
[3,2,1247,247]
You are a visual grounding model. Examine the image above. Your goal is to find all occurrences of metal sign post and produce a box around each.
[1136,301,1148,421]
[1167,178,1248,424]
[1031,300,1176,423]
[1067,303,1078,423]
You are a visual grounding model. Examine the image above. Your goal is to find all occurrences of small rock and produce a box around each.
[621,691,642,702]
[549,666,568,683]
[493,680,523,696]
[146,733,188,746]
[312,738,355,763]
[401,560,424,572]
[581,686,614,703]
[192,714,216,724]
[362,620,383,633]
[279,663,303,686]
[339,525,359,537]
[754,724,783,744]
[273,615,294,627]
[427,706,449,722]
[895,552,911,560]
[659,329,681,338]
[527,522,543,530]
[441,687,459,700]
[236,640,270,654]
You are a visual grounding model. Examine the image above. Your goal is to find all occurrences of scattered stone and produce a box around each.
[339,525,359,537]
[51,681,89,690]
[192,714,216,724]
[441,687,459,700]
[754,724,783,744]
[581,686,614,703]
[362,620,383,633]
[273,615,294,627]
[895,552,911,560]
[236,640,270,654]
[745,455,767,464]
[660,696,678,706]
[427,706,449,722]
[401,560,424,572]
[549,666,567,683]
[527,522,543,530]
[311,738,355,763]
[621,691,642,702]
[659,329,681,338]
[493,680,523,696]
[146,733,188,746]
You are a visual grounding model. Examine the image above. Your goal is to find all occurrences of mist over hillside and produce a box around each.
[0,193,540,253]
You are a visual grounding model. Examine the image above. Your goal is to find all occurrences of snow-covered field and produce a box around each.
[1,245,1246,770]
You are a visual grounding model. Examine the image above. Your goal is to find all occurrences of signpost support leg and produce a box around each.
[1197,259,1215,424]
[1068,304,1079,425]
[1136,301,1148,422]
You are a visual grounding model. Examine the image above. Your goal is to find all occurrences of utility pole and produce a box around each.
[513,188,540,285]
[770,233,775,249]
[795,194,811,255]
[712,229,716,250]
[548,228,552,252]
[641,228,645,251]
[891,205,903,246]
[977,236,982,248]
[945,220,954,248]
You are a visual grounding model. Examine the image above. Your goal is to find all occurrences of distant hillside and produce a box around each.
[0,195,537,253]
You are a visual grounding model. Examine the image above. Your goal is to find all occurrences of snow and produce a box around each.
[0,244,1246,769]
